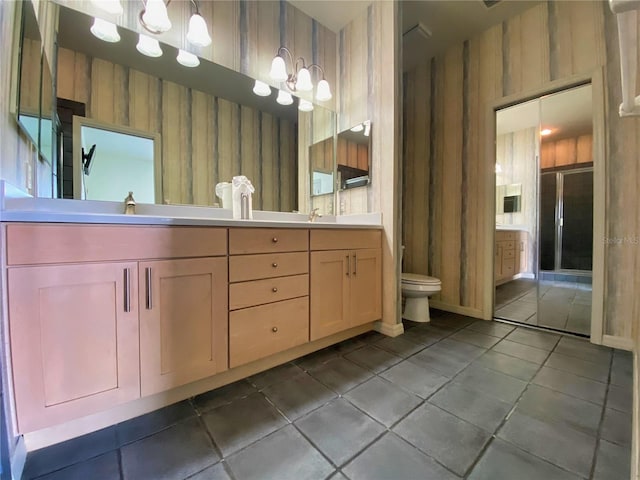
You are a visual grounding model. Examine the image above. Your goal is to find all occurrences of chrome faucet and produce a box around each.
[124,191,136,215]
[308,208,322,223]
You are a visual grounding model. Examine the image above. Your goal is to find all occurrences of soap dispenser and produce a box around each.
[124,191,136,215]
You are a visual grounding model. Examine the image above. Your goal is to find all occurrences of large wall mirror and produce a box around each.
[15,1,336,213]
[337,120,371,190]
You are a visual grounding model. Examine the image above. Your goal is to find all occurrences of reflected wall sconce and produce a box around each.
[269,46,332,102]
[137,0,211,49]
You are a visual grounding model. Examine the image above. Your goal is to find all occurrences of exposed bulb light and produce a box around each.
[141,0,171,33]
[253,80,271,97]
[91,0,124,15]
[269,56,288,82]
[90,18,120,43]
[276,90,293,105]
[177,49,199,67]
[350,124,364,133]
[540,128,552,136]
[187,13,211,47]
[495,163,503,174]
[295,67,313,92]
[136,34,163,57]
[315,79,332,101]
[363,120,371,137]
[298,99,314,112]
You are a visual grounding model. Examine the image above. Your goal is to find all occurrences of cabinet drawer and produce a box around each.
[229,274,309,310]
[498,241,515,250]
[5,224,227,265]
[495,231,516,241]
[503,249,515,259]
[229,252,308,282]
[229,228,308,254]
[229,297,309,367]
[310,229,381,251]
[502,258,515,274]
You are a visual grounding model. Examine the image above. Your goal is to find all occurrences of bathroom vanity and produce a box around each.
[495,228,529,285]
[0,197,383,447]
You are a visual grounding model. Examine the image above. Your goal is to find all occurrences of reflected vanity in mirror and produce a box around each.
[309,137,334,196]
[337,120,371,190]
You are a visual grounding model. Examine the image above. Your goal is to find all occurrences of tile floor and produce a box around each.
[495,279,593,335]
[22,311,631,480]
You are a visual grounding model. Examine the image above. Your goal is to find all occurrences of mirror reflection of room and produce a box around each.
[494,84,593,337]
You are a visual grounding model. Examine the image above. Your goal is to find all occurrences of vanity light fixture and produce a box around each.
[298,99,314,112]
[350,123,364,133]
[90,17,120,43]
[138,0,212,48]
[136,34,163,57]
[252,80,272,97]
[495,163,503,174]
[540,128,552,136]
[177,49,199,67]
[91,0,124,16]
[276,90,293,106]
[268,46,332,102]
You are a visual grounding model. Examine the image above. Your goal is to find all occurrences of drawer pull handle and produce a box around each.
[272,237,278,243]
[123,268,131,313]
[145,267,152,310]
[272,287,278,293]
[272,262,278,268]
[272,326,278,333]
[346,254,350,276]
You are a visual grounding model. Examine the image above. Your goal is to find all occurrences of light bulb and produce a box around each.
[269,56,288,82]
[177,49,199,67]
[276,90,293,105]
[298,99,314,112]
[187,13,211,47]
[141,0,171,33]
[90,18,120,43]
[252,80,271,97]
[136,34,163,57]
[350,124,364,133]
[295,67,313,92]
[91,0,123,15]
[315,79,332,101]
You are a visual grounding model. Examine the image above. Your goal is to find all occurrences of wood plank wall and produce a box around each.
[541,134,593,169]
[57,46,297,210]
[403,1,640,343]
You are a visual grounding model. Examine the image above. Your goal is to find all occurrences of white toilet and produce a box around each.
[401,273,442,323]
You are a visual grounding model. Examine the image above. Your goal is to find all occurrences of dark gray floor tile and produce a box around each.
[407,346,474,378]
[295,398,385,466]
[493,339,550,364]
[329,473,348,480]
[380,360,448,398]
[294,347,340,371]
[601,407,632,446]
[308,357,372,394]
[345,377,421,427]
[374,336,424,358]
[436,338,487,360]
[430,314,474,330]
[430,383,511,432]
[465,321,515,338]
[593,439,631,480]
[344,345,402,373]
[333,336,369,354]
[498,410,596,478]
[262,373,336,420]
[201,392,287,456]
[611,352,633,389]
[545,352,610,383]
[121,417,218,480]
[554,337,612,364]
[343,433,460,480]
[393,403,490,476]
[449,330,501,349]
[517,384,602,436]
[607,383,633,414]
[358,331,387,344]
[226,425,333,480]
[400,326,442,346]
[453,365,527,403]
[412,323,453,338]
[117,400,196,445]
[33,452,120,480]
[186,462,231,480]
[193,380,256,412]
[468,439,582,480]
[23,427,118,479]
[504,327,560,351]
[533,366,607,405]
[473,350,540,381]
[248,363,304,390]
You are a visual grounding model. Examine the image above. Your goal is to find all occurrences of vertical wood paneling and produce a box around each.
[191,90,213,206]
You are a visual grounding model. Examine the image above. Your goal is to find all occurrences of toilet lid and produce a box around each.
[402,273,441,286]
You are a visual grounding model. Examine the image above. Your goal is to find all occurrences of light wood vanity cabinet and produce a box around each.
[310,230,382,341]
[495,230,528,285]
[228,228,310,368]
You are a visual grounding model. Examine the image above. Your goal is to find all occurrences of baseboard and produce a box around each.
[9,436,25,480]
[429,301,484,320]
[632,351,639,480]
[373,320,404,337]
[602,334,634,352]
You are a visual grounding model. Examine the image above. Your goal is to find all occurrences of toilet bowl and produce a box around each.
[401,273,442,323]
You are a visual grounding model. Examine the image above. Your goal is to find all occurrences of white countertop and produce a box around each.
[0,182,382,229]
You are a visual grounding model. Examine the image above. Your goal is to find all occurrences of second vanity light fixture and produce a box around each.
[252,46,332,111]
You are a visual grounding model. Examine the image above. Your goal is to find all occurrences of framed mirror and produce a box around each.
[337,120,370,190]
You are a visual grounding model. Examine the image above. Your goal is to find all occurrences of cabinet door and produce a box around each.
[310,250,350,341]
[350,248,382,326]
[139,257,228,396]
[8,262,139,433]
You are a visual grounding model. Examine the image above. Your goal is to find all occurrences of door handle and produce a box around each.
[352,253,357,276]
[123,268,131,312]
[346,254,350,276]
[145,267,152,310]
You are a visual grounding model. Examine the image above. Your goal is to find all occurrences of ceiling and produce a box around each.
[288,1,541,71]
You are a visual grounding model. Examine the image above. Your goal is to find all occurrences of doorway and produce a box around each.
[493,84,595,337]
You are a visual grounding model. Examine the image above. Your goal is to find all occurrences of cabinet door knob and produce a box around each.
[272,262,278,268]
[272,326,278,333]
[272,237,278,243]
[272,287,278,292]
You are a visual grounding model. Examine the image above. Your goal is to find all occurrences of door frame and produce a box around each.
[483,69,607,345]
